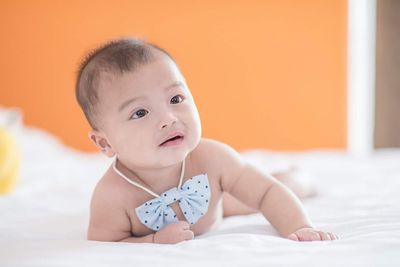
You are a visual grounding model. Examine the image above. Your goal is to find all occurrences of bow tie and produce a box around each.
[135,174,210,231]
[112,159,210,232]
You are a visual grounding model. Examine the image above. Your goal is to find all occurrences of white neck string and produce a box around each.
[177,159,186,189]
[112,159,186,198]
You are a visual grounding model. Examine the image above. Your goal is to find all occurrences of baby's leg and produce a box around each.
[222,169,317,217]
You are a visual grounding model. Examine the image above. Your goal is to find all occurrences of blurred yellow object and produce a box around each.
[0,127,20,194]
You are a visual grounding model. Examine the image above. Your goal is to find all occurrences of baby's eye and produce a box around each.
[130,109,149,119]
[170,95,185,104]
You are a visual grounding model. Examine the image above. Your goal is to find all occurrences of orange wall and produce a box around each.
[0,0,347,152]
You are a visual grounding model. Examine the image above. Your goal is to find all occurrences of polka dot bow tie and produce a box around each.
[112,159,211,231]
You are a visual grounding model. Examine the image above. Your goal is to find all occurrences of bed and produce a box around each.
[1,126,400,267]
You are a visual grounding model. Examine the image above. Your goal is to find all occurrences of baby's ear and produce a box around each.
[88,130,116,157]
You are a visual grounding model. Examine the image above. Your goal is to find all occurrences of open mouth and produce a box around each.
[159,134,184,146]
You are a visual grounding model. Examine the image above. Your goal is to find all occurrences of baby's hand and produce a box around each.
[287,227,338,242]
[153,221,194,244]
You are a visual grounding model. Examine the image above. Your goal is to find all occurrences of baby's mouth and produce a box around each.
[159,134,184,147]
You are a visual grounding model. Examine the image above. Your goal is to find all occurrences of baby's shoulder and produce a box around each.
[192,138,240,157]
[190,138,223,162]
[190,138,243,171]
[90,166,137,209]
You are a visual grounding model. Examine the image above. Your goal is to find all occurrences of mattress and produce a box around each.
[1,126,399,267]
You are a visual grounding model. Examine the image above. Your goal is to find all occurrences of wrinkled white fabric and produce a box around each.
[1,127,400,267]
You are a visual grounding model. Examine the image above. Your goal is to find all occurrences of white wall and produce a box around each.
[347,0,376,157]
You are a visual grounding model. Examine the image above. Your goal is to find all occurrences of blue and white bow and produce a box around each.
[135,174,210,231]
[112,158,211,232]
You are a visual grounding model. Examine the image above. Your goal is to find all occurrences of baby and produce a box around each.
[76,38,337,244]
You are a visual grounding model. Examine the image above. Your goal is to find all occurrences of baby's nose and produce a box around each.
[160,112,178,129]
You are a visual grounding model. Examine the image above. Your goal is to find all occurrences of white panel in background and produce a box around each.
[347,0,376,157]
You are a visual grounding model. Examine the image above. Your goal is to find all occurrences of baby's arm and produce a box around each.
[88,182,193,244]
[205,140,336,241]
[87,185,144,242]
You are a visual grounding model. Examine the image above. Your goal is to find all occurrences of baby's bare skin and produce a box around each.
[88,139,336,243]
[81,41,337,243]
[89,139,226,242]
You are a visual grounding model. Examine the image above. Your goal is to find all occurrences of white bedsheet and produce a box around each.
[1,127,400,267]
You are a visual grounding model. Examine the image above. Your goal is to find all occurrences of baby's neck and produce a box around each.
[115,159,185,194]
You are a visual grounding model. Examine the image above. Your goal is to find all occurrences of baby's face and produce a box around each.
[93,54,202,169]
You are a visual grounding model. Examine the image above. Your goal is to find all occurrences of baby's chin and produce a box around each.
[154,148,192,167]
[157,134,200,159]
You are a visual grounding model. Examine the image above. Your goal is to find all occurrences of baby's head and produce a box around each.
[76,38,202,168]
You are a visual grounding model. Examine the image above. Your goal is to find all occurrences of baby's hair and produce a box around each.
[75,38,174,130]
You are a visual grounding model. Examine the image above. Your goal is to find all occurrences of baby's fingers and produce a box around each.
[183,230,194,241]
[289,230,320,241]
[300,231,321,241]
[328,232,338,240]
[317,231,331,241]
[177,221,190,230]
[287,233,299,241]
[287,228,338,242]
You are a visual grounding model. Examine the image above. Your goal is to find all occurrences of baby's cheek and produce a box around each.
[190,113,202,140]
